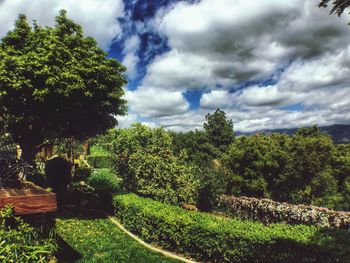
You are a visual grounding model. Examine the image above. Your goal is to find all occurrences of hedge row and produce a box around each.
[219,194,350,228]
[113,193,350,263]
[86,154,112,169]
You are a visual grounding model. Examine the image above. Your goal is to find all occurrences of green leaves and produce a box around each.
[87,168,121,193]
[110,124,199,205]
[221,127,347,209]
[223,134,290,198]
[0,205,57,262]
[204,108,235,152]
[0,10,127,162]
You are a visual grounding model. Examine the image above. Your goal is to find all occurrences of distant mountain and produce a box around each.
[236,124,350,144]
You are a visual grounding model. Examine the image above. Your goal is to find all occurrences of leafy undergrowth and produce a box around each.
[55,208,179,263]
[0,205,57,262]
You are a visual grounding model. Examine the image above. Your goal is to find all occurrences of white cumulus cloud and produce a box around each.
[0,0,124,49]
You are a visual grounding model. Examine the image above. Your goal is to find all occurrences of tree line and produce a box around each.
[91,109,350,212]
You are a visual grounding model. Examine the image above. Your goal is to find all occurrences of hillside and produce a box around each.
[237,124,350,144]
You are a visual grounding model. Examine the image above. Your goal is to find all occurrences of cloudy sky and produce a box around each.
[1,0,350,132]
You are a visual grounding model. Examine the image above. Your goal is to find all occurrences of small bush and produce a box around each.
[113,193,350,263]
[196,166,227,212]
[74,167,92,181]
[86,155,112,169]
[0,205,57,262]
[87,168,121,193]
[45,157,72,194]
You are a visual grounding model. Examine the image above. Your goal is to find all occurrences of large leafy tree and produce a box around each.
[0,11,127,163]
[171,130,220,166]
[280,126,338,207]
[203,108,235,152]
[222,133,290,198]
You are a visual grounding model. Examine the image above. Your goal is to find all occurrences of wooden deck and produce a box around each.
[0,181,57,215]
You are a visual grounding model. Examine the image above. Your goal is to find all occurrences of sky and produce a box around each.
[1,0,350,132]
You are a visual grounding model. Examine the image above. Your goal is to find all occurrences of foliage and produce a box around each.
[111,123,199,205]
[280,127,337,206]
[89,128,119,154]
[53,138,85,162]
[171,130,220,166]
[74,167,92,181]
[221,126,349,210]
[332,144,350,210]
[56,209,178,263]
[86,154,112,169]
[113,193,350,263]
[0,10,126,163]
[86,131,117,169]
[0,205,57,262]
[203,108,235,152]
[196,165,228,212]
[45,156,72,193]
[87,168,121,193]
[222,133,290,198]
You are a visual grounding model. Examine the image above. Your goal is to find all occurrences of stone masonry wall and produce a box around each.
[218,194,350,228]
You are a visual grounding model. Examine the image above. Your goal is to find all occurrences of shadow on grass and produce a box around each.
[55,206,108,220]
[53,204,109,262]
[55,236,83,263]
[57,188,115,215]
[53,189,114,262]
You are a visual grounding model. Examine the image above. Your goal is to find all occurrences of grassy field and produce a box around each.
[55,209,179,263]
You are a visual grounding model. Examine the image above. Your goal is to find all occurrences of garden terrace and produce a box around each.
[113,193,350,263]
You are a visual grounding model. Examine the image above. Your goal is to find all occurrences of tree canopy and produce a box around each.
[0,11,127,161]
[203,108,235,152]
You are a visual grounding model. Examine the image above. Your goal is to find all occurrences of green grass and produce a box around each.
[55,209,179,263]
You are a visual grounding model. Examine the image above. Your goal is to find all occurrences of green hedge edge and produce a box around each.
[86,154,112,169]
[113,193,350,263]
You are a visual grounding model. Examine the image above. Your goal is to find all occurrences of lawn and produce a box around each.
[55,208,179,263]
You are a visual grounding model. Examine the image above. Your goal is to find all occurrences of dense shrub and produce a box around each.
[113,193,350,263]
[111,124,199,205]
[196,165,228,212]
[87,168,121,193]
[45,156,72,194]
[74,166,92,181]
[89,129,118,154]
[172,130,220,166]
[86,154,112,169]
[281,127,338,205]
[222,133,290,198]
[221,127,347,210]
[0,205,57,262]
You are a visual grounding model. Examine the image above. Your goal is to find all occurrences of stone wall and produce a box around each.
[218,194,350,228]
